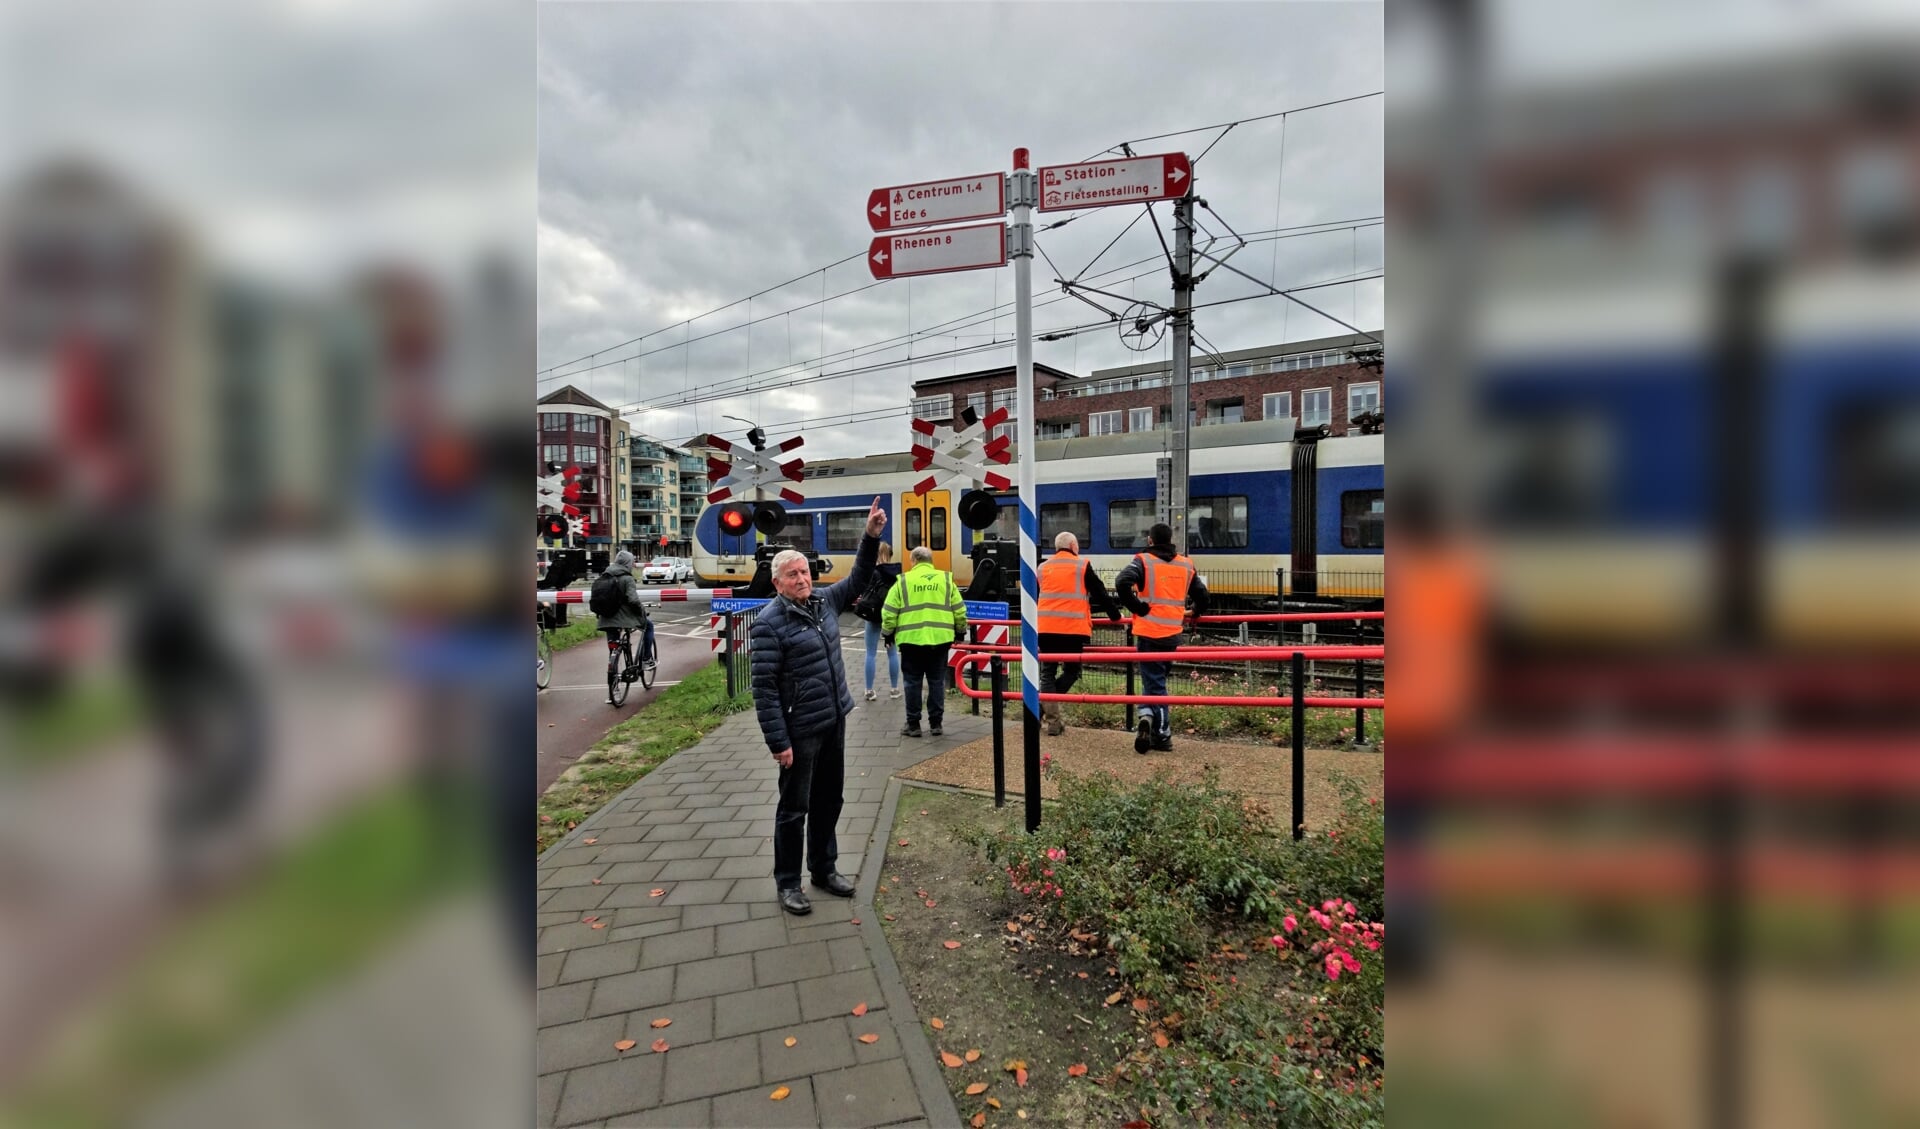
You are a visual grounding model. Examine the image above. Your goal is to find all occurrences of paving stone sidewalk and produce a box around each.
[538,689,992,1129]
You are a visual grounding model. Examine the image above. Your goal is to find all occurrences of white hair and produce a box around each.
[910,545,934,565]
[770,549,809,577]
[1054,531,1078,552]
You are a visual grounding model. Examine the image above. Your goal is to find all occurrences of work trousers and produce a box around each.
[898,642,951,727]
[1037,632,1090,697]
[1135,633,1181,737]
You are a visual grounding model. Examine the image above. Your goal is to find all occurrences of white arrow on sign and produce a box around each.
[868,222,1007,280]
[1036,152,1192,212]
[866,173,1006,232]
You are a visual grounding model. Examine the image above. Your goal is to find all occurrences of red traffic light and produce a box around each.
[717,504,752,535]
[539,514,567,538]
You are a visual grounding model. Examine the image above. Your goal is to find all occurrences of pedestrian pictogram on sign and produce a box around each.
[1037,152,1191,212]
[867,173,1006,232]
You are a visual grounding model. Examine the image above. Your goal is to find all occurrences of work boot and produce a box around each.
[1135,718,1153,755]
[901,722,923,738]
[1151,734,1174,753]
[929,718,944,737]
[1044,704,1064,736]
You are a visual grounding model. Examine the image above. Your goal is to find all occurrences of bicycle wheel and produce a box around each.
[536,628,553,690]
[638,637,657,689]
[608,633,630,706]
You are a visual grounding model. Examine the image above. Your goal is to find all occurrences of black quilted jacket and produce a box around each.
[749,535,879,754]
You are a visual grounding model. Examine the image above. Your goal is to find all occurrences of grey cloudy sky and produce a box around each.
[537,1,1384,457]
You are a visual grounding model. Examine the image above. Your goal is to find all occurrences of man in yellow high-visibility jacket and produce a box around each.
[881,545,969,738]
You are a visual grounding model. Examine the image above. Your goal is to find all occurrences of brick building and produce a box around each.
[537,385,620,545]
[907,332,1383,442]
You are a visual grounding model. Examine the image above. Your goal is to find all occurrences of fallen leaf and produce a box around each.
[941,1051,965,1068]
[650,1018,672,1028]
[566,821,575,830]
[1076,972,1088,979]
[925,899,938,908]
[920,809,929,815]
[916,889,928,897]
[1123,1122,1150,1128]
[971,1114,987,1128]
[850,918,861,925]
[582,837,598,845]
[884,914,895,921]
[1132,998,1153,1012]
[770,1086,791,1101]
[1006,923,1020,932]
[581,915,598,923]
[1105,991,1126,1006]
[589,921,607,930]
[591,878,602,885]
[851,1002,868,1017]
[540,814,553,823]
[784,1036,797,1047]
[858,1033,880,1044]
[965,1048,982,1063]
[649,888,666,897]
[1152,1030,1170,1048]
[1003,1059,1027,1072]
[1017,1111,1028,1120]
[943,940,962,950]
[1015,1067,1028,1088]
[965,1082,989,1096]
[986,1097,1003,1109]
[898,839,910,846]
[613,1039,636,1052]
[650,1038,669,1053]
[1067,1063,1088,1077]
[929,1018,945,1030]
[546,723,555,728]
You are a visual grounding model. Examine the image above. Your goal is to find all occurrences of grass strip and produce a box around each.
[3,784,468,1129]
[537,658,749,854]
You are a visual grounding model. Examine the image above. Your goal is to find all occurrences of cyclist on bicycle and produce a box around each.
[592,549,654,702]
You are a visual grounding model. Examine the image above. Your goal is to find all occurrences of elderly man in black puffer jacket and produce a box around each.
[750,496,886,915]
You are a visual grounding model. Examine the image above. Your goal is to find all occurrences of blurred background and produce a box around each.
[1388,2,1920,1127]
[0,1,531,1127]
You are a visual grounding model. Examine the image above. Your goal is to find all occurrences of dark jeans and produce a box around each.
[899,642,951,726]
[1037,632,1089,697]
[774,717,845,889]
[1135,633,1181,737]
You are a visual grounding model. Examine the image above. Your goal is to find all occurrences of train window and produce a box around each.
[1482,413,1612,528]
[824,510,867,551]
[905,508,923,549]
[1041,502,1091,547]
[982,501,1020,543]
[929,508,948,551]
[1187,496,1249,549]
[1108,500,1158,549]
[1341,490,1385,549]
[1829,398,1920,528]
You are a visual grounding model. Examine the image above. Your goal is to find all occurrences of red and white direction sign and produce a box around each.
[1037,152,1191,212]
[868,222,1006,281]
[867,172,1006,232]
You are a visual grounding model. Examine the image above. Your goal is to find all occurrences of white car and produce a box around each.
[641,559,678,584]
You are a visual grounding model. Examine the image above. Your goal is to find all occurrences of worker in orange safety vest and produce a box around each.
[1114,522,1209,753]
[1035,532,1123,735]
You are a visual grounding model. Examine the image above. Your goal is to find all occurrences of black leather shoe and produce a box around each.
[778,887,812,915]
[901,724,922,738]
[929,722,943,737]
[1135,719,1153,754]
[810,872,856,897]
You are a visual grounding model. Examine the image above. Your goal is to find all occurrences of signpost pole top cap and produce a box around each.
[1013,148,1028,170]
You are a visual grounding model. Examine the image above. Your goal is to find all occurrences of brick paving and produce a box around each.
[538,689,989,1128]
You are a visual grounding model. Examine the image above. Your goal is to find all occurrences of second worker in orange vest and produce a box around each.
[1114,522,1209,753]
[1035,532,1124,736]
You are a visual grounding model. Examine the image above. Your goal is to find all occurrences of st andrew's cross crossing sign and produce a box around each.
[867,172,1005,232]
[1037,152,1190,212]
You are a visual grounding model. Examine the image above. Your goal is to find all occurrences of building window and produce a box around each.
[1262,391,1291,424]
[1129,407,1153,432]
[1090,410,1123,436]
[1302,387,1332,428]
[1732,157,1799,254]
[1201,398,1242,425]
[1187,495,1249,549]
[1037,421,1080,440]
[618,484,626,500]
[1348,382,1380,419]
[1107,499,1158,550]
[967,392,988,423]
[539,411,564,431]
[573,444,598,464]
[911,393,953,421]
[991,388,1018,420]
[1836,141,1913,244]
[824,510,868,552]
[1041,502,1091,547]
[1640,166,1708,244]
[542,444,569,467]
[617,456,625,473]
[1341,490,1385,549]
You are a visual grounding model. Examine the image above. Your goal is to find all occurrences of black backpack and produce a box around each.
[855,573,893,624]
[588,572,628,618]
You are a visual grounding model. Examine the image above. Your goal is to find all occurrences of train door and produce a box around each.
[900,490,953,574]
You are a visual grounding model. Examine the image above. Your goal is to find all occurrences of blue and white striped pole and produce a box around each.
[1010,148,1042,833]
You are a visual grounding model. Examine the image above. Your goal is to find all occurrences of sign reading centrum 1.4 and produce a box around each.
[1036,152,1191,212]
[867,221,1007,281]
[867,173,1006,232]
